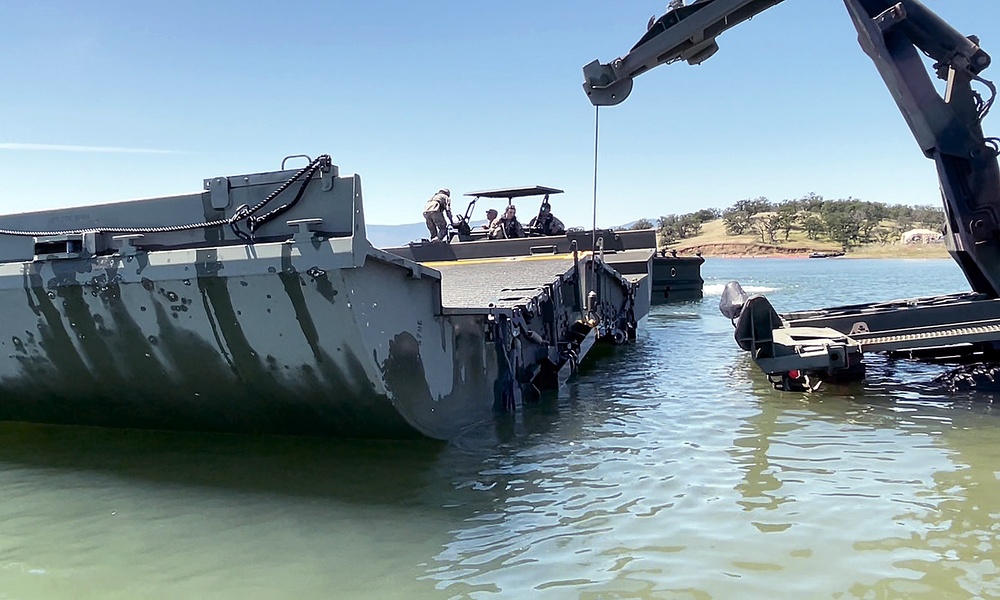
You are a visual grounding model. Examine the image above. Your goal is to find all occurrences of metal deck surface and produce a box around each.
[425,254,580,310]
[603,249,656,275]
[602,249,657,265]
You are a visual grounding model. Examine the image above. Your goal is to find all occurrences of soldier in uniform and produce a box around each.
[489,205,525,239]
[480,208,499,230]
[528,202,566,236]
[423,188,455,242]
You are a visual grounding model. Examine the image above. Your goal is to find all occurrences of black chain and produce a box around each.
[0,155,332,240]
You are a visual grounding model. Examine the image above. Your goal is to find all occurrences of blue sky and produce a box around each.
[2,0,998,228]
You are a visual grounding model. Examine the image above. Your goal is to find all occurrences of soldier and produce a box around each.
[422,188,455,242]
[489,205,525,239]
[528,202,566,236]
[480,208,499,230]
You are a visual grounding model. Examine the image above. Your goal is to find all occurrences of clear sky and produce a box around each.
[2,0,998,228]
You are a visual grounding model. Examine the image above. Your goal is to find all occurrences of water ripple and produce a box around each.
[1,259,999,598]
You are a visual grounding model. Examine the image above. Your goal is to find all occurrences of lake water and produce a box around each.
[3,258,1000,599]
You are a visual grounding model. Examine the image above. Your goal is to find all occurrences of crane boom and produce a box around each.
[582,0,784,106]
[584,0,1000,298]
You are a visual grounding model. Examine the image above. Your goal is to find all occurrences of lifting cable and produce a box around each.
[587,105,601,320]
[591,105,600,252]
[0,155,332,241]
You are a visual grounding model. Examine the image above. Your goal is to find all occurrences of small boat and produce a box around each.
[387,186,701,304]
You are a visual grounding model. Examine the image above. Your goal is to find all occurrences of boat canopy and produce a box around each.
[463,186,564,198]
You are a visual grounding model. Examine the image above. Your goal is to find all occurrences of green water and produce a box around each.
[1,258,999,599]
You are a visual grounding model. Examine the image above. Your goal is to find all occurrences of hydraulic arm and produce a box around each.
[584,0,1000,296]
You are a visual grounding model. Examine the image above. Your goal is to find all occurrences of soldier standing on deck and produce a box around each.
[423,188,455,242]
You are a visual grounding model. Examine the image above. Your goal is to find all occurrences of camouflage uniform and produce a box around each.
[529,210,566,236]
[489,214,525,239]
[423,189,453,242]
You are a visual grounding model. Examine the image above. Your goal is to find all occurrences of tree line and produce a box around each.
[628,209,720,244]
[622,194,944,250]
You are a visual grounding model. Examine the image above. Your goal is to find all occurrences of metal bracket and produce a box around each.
[511,306,548,345]
[112,234,144,256]
[874,3,906,33]
[287,218,324,244]
[321,171,335,192]
[849,321,871,335]
[529,245,558,255]
[826,343,850,370]
[969,213,999,243]
[485,304,497,342]
[205,177,231,210]
[33,232,97,261]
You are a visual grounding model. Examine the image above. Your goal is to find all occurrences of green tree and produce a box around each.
[774,202,799,241]
[911,204,944,229]
[692,208,721,223]
[723,197,771,235]
[749,213,780,244]
[678,213,704,238]
[657,214,682,244]
[803,215,825,240]
[797,192,825,213]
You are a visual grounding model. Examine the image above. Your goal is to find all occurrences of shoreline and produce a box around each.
[669,241,949,260]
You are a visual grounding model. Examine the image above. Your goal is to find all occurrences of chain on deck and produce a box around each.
[857,320,1000,350]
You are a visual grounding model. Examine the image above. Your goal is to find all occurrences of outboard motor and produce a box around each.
[719,281,749,320]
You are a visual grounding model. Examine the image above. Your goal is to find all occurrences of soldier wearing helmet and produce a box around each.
[489,204,525,239]
[422,188,455,242]
[528,201,566,236]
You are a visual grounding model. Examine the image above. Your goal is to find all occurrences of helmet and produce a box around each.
[439,188,450,196]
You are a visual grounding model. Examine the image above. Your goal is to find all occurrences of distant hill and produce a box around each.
[365,222,428,248]
[366,220,490,248]
[672,218,948,258]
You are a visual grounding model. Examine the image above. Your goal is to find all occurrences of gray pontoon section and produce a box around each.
[435,255,581,309]
[432,251,647,372]
[0,157,647,440]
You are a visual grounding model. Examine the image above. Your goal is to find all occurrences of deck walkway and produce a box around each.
[424,254,581,310]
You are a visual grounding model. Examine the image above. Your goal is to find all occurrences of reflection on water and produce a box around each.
[0,426,461,600]
[3,259,1000,598]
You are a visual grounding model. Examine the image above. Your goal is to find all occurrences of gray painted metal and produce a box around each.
[386,231,656,319]
[432,255,580,309]
[727,290,1000,383]
[386,228,656,262]
[649,255,705,303]
[0,158,649,439]
[583,0,783,106]
[385,228,687,311]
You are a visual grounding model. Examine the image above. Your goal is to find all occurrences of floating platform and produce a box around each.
[722,283,1000,391]
[0,156,652,440]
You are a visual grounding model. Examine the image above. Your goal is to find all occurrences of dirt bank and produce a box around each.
[672,242,817,258]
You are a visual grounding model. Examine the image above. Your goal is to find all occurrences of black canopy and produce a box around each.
[463,186,564,199]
